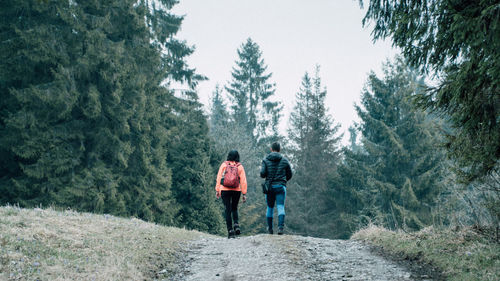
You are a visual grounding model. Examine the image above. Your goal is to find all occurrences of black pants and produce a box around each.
[221,190,241,231]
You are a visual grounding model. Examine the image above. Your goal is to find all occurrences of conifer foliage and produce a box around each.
[286,67,343,237]
[225,38,282,144]
[166,92,224,233]
[359,0,500,182]
[341,59,446,231]
[208,39,283,234]
[0,0,222,232]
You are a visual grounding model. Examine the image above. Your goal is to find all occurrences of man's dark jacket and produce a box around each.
[260,152,292,186]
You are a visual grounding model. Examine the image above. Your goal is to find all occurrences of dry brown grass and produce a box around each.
[0,206,210,280]
[352,224,500,280]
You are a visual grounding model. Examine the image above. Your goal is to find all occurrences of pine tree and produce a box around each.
[225,38,282,143]
[166,91,225,234]
[208,85,231,159]
[0,0,174,222]
[318,123,366,239]
[347,126,361,153]
[342,58,446,231]
[0,0,221,231]
[212,38,284,234]
[359,0,500,182]
[209,85,229,131]
[287,66,343,237]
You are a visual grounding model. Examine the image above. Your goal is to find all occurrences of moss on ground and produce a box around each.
[352,225,500,281]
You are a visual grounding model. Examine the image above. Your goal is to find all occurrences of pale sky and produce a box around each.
[171,0,398,144]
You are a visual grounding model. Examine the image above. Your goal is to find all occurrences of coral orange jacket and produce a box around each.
[215,161,247,194]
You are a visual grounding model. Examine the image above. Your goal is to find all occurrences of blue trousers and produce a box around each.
[266,185,286,228]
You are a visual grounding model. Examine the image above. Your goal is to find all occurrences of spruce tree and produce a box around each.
[0,0,222,231]
[208,85,231,159]
[225,38,282,143]
[324,132,365,239]
[0,0,173,222]
[287,66,343,237]
[166,91,224,234]
[342,58,446,231]
[209,85,228,131]
[359,0,500,182]
[212,38,283,234]
[347,125,362,153]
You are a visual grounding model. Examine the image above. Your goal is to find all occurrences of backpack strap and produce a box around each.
[225,161,241,167]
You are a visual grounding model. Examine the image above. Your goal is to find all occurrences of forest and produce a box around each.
[1,0,498,240]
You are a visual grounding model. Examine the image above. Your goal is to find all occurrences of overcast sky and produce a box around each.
[171,0,398,143]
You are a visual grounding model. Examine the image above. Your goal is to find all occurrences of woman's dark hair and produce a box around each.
[227,150,240,162]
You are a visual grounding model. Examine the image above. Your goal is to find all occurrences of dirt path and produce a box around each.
[167,234,434,281]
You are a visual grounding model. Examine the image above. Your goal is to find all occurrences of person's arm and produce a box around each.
[285,160,293,181]
[260,160,267,178]
[238,165,247,195]
[238,165,248,203]
[215,162,226,198]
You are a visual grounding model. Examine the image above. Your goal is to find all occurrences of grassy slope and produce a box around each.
[352,225,500,281]
[0,206,210,280]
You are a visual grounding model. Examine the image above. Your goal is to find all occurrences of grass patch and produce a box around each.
[352,225,500,281]
[0,206,210,280]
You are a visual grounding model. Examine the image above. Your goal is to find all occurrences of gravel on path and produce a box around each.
[166,234,435,281]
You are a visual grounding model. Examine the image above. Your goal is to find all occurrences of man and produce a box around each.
[260,142,292,235]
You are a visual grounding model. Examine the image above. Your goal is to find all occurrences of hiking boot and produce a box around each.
[277,227,284,235]
[228,229,236,239]
[267,217,273,234]
[233,224,241,235]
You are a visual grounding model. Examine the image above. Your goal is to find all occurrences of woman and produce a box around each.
[216,150,247,238]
